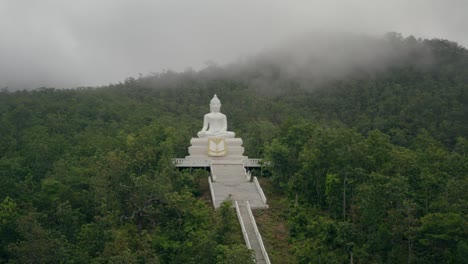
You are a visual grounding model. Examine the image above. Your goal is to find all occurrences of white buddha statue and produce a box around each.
[197,94,235,138]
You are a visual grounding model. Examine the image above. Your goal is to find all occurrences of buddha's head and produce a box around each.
[210,94,221,113]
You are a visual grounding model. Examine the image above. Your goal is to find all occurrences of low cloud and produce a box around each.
[0,0,466,90]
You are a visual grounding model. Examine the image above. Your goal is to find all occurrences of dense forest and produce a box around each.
[1,33,467,263]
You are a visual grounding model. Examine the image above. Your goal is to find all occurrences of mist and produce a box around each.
[0,0,466,90]
[223,32,435,91]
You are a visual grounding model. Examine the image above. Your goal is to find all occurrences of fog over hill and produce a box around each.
[224,32,434,90]
[0,15,467,262]
[0,0,467,90]
[130,32,457,95]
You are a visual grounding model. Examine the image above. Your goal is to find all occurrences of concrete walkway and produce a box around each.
[236,201,269,264]
[210,162,268,209]
[209,160,270,263]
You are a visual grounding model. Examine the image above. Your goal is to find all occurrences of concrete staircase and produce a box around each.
[210,161,267,209]
[208,160,270,263]
[235,201,270,264]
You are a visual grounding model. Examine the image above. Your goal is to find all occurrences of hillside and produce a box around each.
[0,33,467,263]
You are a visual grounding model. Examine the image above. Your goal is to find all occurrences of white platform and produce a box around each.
[188,137,245,158]
[174,136,262,167]
[173,158,262,168]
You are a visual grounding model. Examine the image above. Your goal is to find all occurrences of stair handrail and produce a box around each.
[243,166,251,181]
[246,201,271,264]
[210,160,216,181]
[253,177,267,204]
[208,177,216,208]
[235,201,251,249]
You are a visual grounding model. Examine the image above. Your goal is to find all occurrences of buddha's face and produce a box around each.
[210,103,221,113]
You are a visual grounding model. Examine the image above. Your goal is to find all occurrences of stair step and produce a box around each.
[209,160,270,263]
[237,202,268,264]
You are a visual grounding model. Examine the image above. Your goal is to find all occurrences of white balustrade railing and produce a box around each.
[235,201,251,249]
[172,158,186,164]
[243,159,262,167]
[174,158,265,167]
[172,158,211,167]
[253,177,267,204]
[246,201,271,264]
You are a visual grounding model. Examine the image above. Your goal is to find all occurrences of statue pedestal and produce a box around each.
[186,137,245,161]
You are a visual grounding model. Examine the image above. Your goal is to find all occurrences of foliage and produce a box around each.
[0,34,467,262]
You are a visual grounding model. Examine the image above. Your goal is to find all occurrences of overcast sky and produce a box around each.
[0,0,466,89]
